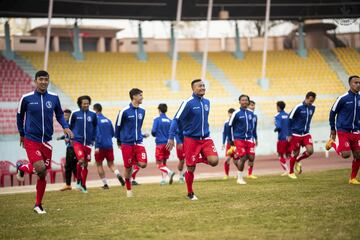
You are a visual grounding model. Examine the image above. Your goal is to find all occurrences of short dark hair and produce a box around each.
[249,100,256,105]
[77,95,91,108]
[228,108,235,114]
[35,70,49,80]
[191,79,202,88]
[277,101,286,110]
[238,94,250,102]
[158,103,167,113]
[305,91,316,99]
[129,88,143,100]
[349,75,360,83]
[93,103,102,113]
[63,109,72,114]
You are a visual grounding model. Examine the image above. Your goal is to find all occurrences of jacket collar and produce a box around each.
[129,103,139,109]
[192,93,203,100]
[34,90,47,96]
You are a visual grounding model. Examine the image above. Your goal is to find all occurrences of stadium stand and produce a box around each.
[332,48,360,75]
[208,49,345,96]
[0,56,33,102]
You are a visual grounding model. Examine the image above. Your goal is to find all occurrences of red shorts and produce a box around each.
[176,143,185,161]
[277,140,291,155]
[73,142,92,162]
[121,144,147,168]
[183,137,218,167]
[24,138,52,170]
[234,140,255,157]
[337,131,360,152]
[290,134,313,152]
[155,144,170,161]
[95,148,114,163]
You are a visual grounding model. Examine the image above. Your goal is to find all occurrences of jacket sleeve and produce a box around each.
[16,96,27,137]
[111,121,115,138]
[151,118,158,137]
[329,97,341,131]
[115,110,124,143]
[228,112,237,142]
[169,101,189,140]
[253,116,258,141]
[274,115,281,132]
[222,123,227,145]
[92,114,97,143]
[288,107,299,135]
[54,96,69,129]
[69,111,76,132]
[95,123,100,148]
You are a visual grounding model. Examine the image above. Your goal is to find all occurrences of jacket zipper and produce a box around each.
[84,112,86,145]
[41,95,44,142]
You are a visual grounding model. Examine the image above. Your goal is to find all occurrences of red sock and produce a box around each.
[125,178,131,190]
[81,166,88,187]
[185,171,194,194]
[19,163,33,174]
[331,142,342,156]
[224,161,230,176]
[248,166,253,176]
[296,152,310,162]
[35,177,46,206]
[351,160,360,179]
[279,156,287,171]
[76,163,82,182]
[289,156,296,174]
[132,165,140,180]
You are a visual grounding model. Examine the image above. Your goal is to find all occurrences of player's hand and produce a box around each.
[221,144,225,150]
[287,136,292,142]
[143,133,150,138]
[64,128,74,139]
[330,130,336,141]
[19,136,24,148]
[166,139,175,151]
[95,148,99,153]
[177,143,183,150]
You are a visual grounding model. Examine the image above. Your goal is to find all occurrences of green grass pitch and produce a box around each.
[1,169,359,240]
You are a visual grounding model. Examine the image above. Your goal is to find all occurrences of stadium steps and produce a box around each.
[13,52,75,108]
[318,49,348,88]
[189,52,240,98]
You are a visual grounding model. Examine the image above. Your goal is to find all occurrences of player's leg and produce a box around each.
[32,160,47,213]
[232,140,247,184]
[349,134,360,184]
[73,142,85,190]
[183,137,200,200]
[178,159,185,183]
[288,136,300,178]
[121,145,135,197]
[224,143,231,179]
[157,160,168,185]
[95,149,108,189]
[201,139,219,167]
[106,153,125,186]
[247,141,257,179]
[185,165,197,200]
[60,147,74,191]
[294,136,314,174]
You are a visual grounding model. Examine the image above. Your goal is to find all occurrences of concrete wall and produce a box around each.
[12,36,45,52]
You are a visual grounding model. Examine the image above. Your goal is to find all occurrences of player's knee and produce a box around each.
[306,148,314,155]
[34,165,46,178]
[341,151,351,158]
[138,162,147,168]
[81,161,88,168]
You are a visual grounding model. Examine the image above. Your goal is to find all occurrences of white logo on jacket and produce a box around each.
[45,101,52,109]
[204,104,209,111]
[138,113,143,120]
[87,116,92,122]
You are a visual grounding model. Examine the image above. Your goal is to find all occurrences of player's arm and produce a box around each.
[253,117,258,142]
[329,97,342,140]
[16,96,27,147]
[227,111,237,146]
[274,115,281,132]
[54,97,73,138]
[222,123,227,146]
[91,114,97,145]
[115,110,124,147]
[151,118,158,137]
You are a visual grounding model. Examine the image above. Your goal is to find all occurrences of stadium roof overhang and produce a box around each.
[0,0,359,21]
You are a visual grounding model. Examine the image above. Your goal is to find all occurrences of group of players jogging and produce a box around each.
[16,70,360,214]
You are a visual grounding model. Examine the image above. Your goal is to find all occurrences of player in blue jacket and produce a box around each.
[288,91,316,179]
[115,88,147,197]
[167,79,219,200]
[16,70,73,214]
[274,101,290,175]
[222,108,235,179]
[69,95,97,193]
[151,103,175,185]
[227,94,255,185]
[93,103,125,189]
[326,75,360,184]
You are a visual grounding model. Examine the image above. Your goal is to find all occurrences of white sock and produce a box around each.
[161,172,166,180]
[160,166,171,174]
[179,170,183,178]
[102,178,108,185]
[114,169,120,177]
[237,171,243,180]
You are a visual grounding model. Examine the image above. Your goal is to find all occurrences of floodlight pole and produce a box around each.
[44,0,54,71]
[259,0,271,90]
[170,0,183,91]
[201,0,213,83]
